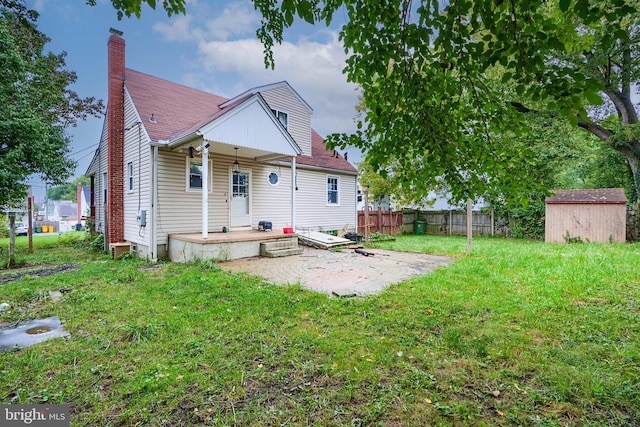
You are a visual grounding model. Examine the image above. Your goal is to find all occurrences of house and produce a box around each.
[545,188,627,243]
[86,30,357,261]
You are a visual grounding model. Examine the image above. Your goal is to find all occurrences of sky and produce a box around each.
[24,0,361,202]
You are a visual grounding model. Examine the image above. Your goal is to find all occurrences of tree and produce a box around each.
[488,113,633,239]
[253,0,640,204]
[101,0,639,203]
[86,0,186,20]
[97,1,640,202]
[0,1,103,209]
[47,176,90,202]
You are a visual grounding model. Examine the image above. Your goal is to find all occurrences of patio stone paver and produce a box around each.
[219,246,452,296]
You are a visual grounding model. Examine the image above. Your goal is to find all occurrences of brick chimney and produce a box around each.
[107,29,125,244]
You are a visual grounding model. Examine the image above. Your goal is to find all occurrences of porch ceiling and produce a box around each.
[172,138,290,162]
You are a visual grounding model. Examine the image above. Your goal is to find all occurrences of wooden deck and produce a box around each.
[168,230,298,262]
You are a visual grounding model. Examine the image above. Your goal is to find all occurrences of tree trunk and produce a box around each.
[577,116,640,201]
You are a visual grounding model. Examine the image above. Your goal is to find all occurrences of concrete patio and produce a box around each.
[219,246,452,296]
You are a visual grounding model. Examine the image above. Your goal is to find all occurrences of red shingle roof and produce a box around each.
[124,69,228,142]
[124,69,357,173]
[294,130,357,173]
[545,188,627,204]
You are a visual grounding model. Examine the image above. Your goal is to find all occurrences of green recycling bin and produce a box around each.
[414,220,426,234]
[35,226,42,233]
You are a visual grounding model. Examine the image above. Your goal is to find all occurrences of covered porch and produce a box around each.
[168,230,300,262]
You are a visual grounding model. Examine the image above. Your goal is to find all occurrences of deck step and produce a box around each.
[260,239,302,257]
[262,247,304,258]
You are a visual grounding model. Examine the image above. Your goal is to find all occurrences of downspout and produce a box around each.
[150,145,158,262]
[202,139,210,239]
[291,156,296,230]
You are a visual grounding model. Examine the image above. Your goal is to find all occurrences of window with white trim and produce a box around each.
[186,158,212,190]
[271,109,288,129]
[267,171,279,186]
[327,176,339,205]
[102,172,107,201]
[127,162,134,192]
[188,159,203,189]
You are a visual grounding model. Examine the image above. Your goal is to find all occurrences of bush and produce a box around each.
[492,195,546,240]
[0,217,8,239]
[90,234,105,252]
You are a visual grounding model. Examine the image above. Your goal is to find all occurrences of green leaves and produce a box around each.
[1,3,102,207]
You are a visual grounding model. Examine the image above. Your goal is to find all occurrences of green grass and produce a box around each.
[0,234,638,426]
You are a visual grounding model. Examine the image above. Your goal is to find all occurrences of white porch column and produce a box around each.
[291,156,296,230]
[202,140,210,239]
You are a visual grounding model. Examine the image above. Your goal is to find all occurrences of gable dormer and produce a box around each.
[221,82,313,157]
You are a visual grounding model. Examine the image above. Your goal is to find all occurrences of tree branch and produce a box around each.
[604,90,638,125]
[576,116,614,142]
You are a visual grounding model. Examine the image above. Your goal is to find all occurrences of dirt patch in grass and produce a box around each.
[0,263,81,285]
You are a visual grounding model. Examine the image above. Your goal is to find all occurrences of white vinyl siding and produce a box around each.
[122,91,151,249]
[260,86,312,157]
[295,168,357,232]
[85,116,109,234]
[156,153,294,244]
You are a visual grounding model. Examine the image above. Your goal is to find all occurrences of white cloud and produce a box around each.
[192,35,359,137]
[204,3,260,40]
[152,1,360,142]
[153,15,194,42]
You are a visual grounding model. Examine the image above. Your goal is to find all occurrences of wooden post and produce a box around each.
[8,213,16,268]
[28,196,33,253]
[364,187,370,243]
[467,199,473,255]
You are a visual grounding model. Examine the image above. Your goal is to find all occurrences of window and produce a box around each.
[186,158,212,190]
[188,159,203,189]
[268,172,279,186]
[271,109,288,129]
[127,162,134,192]
[102,172,107,201]
[327,176,339,205]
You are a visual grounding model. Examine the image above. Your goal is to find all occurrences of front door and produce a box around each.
[230,169,251,228]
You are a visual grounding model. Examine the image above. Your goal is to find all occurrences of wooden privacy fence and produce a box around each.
[405,209,499,236]
[628,204,639,241]
[359,209,504,236]
[359,205,639,240]
[357,210,404,235]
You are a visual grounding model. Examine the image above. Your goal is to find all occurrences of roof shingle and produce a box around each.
[545,188,627,204]
[124,69,357,173]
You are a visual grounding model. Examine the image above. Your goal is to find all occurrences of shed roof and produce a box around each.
[545,188,627,205]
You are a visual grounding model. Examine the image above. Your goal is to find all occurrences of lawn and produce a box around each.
[0,234,638,426]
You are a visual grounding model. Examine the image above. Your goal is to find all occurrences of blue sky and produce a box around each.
[24,0,360,201]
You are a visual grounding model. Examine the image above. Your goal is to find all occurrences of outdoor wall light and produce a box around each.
[188,146,194,158]
[233,147,240,173]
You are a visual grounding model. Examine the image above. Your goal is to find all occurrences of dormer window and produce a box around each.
[271,109,288,129]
